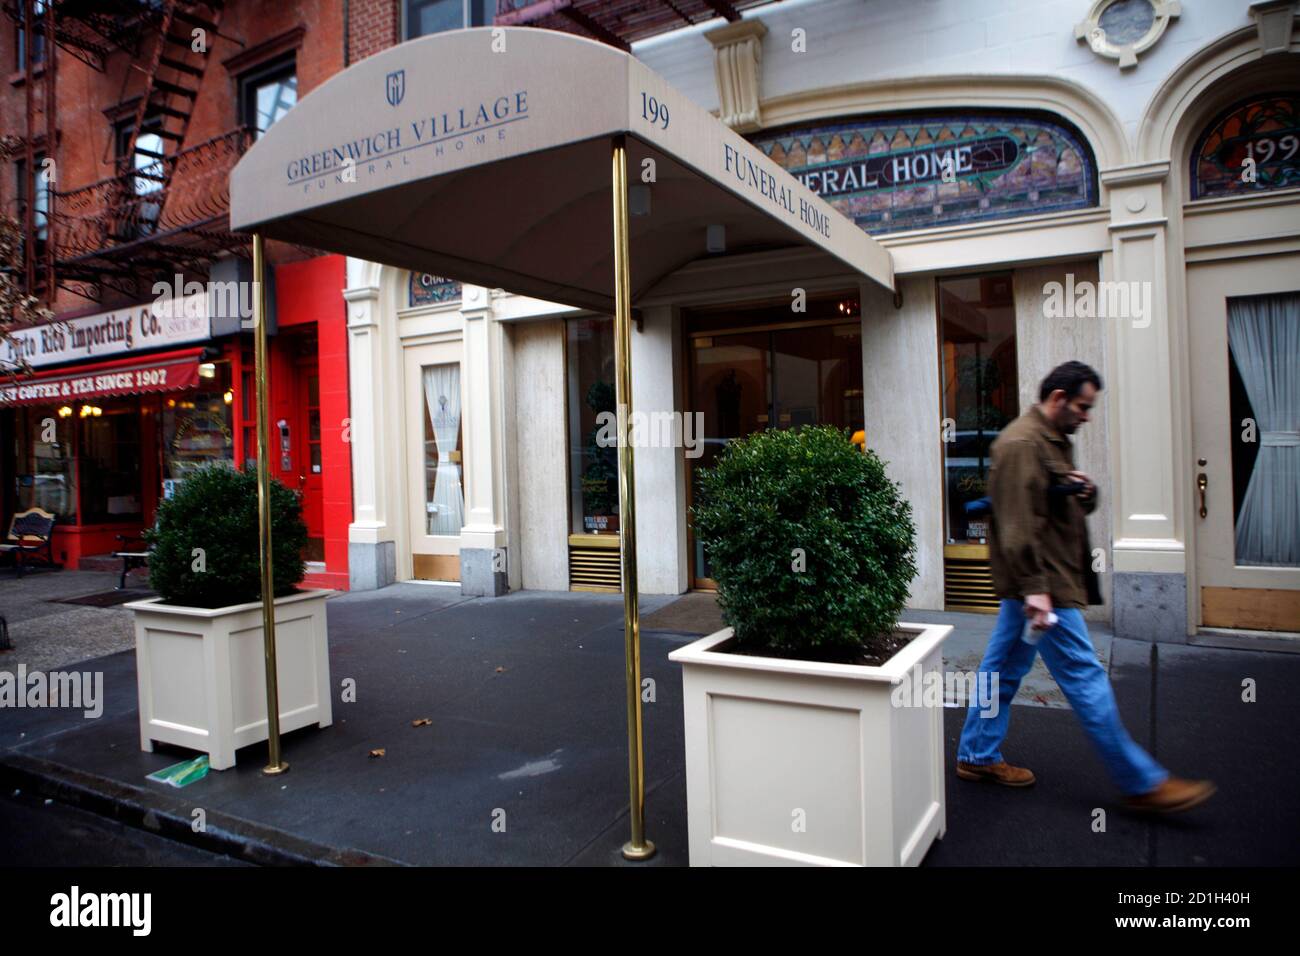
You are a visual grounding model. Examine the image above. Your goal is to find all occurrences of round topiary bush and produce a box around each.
[145,463,307,608]
[691,425,917,660]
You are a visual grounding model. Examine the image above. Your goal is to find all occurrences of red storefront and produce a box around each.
[248,255,353,590]
[1,255,352,589]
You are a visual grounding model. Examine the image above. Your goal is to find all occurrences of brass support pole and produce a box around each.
[253,233,288,776]
[612,136,654,861]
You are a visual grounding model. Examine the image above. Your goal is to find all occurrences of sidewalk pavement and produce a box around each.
[2,574,1297,866]
[0,570,141,673]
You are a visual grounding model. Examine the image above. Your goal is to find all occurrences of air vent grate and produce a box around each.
[944,553,999,613]
[569,535,621,592]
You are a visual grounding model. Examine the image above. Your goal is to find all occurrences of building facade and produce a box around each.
[342,0,1300,643]
[1,0,353,586]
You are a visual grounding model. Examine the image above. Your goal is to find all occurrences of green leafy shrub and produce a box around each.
[692,425,917,658]
[145,463,306,608]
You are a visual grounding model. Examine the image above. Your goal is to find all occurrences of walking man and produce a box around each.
[956,360,1215,813]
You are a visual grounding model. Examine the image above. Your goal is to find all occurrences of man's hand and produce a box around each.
[1066,469,1095,502]
[1024,593,1054,629]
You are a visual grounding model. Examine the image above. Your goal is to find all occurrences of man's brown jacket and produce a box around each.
[988,405,1102,609]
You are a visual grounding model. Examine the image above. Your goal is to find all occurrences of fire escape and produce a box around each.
[6,0,250,302]
[494,0,781,50]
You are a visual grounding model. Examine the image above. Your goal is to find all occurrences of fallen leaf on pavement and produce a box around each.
[411,718,432,727]
[369,748,386,758]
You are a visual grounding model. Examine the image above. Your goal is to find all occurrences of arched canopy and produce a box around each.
[230,27,893,313]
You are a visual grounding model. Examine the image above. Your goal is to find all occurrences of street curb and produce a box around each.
[0,753,404,867]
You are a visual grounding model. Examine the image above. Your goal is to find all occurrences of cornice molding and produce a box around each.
[706,18,768,133]
[1100,160,1171,187]
[1251,0,1297,55]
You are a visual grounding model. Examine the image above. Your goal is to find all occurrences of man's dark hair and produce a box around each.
[1039,360,1103,402]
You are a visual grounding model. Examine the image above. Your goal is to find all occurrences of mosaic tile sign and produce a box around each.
[1191,93,1300,200]
[409,272,462,307]
[751,113,1097,235]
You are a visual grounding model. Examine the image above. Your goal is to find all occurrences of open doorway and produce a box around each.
[684,293,865,589]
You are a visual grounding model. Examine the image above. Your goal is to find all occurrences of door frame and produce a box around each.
[402,337,465,582]
[1186,251,1300,632]
[681,301,862,590]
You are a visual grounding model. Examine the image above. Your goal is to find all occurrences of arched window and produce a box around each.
[1189,92,1300,200]
[751,111,1098,235]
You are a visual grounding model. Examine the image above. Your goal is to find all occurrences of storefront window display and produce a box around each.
[162,361,235,495]
[566,317,619,536]
[938,273,1019,545]
[12,405,77,521]
[5,361,226,532]
[77,400,143,524]
[239,359,257,469]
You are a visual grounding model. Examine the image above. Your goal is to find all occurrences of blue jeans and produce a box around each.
[957,598,1168,796]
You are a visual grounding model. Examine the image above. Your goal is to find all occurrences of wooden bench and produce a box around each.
[0,508,57,577]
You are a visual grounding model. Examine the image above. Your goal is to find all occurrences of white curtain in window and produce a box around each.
[1228,292,1300,567]
[423,363,464,536]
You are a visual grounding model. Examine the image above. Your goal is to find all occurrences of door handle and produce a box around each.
[1196,472,1208,518]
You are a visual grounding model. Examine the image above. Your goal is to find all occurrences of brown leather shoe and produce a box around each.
[1123,777,1216,813]
[956,760,1036,787]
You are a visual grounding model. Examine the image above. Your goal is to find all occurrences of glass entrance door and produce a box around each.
[403,342,464,582]
[686,301,864,588]
[688,330,768,587]
[938,273,1018,612]
[1189,254,1300,632]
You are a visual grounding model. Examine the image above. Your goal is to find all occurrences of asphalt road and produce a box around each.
[0,787,250,867]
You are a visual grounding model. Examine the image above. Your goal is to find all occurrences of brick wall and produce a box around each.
[349,0,400,64]
[0,0,346,313]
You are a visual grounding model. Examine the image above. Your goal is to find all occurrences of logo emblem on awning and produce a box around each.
[386,70,405,107]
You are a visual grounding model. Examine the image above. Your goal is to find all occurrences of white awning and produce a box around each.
[230,26,893,312]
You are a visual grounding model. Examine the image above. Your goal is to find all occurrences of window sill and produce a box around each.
[8,63,46,87]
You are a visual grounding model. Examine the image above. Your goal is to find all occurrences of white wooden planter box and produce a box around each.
[127,589,333,771]
[669,621,952,867]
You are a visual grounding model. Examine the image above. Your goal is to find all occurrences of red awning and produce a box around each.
[0,348,206,407]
